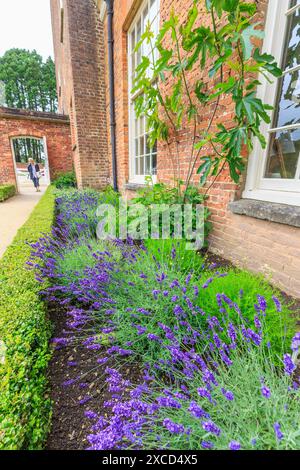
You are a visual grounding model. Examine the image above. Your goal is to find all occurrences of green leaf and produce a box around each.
[195,81,209,104]
[239,2,257,16]
[180,2,198,38]
[187,104,197,121]
[197,157,213,186]
[241,23,264,60]
[223,0,239,11]
[253,48,282,78]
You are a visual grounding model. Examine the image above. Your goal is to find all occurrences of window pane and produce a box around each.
[140,156,144,175]
[284,5,300,71]
[137,19,142,66]
[145,135,150,154]
[140,115,145,135]
[265,128,300,178]
[135,138,139,157]
[273,69,300,128]
[129,2,159,179]
[131,29,135,52]
[145,155,151,174]
[140,136,145,156]
[152,154,157,175]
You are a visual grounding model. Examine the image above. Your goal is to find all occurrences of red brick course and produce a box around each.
[0,106,72,187]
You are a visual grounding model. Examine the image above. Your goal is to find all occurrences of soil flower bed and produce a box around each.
[30,189,300,450]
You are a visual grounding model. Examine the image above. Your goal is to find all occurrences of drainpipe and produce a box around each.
[104,0,118,191]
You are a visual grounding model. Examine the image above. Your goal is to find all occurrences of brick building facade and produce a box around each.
[0,106,72,188]
[51,0,300,297]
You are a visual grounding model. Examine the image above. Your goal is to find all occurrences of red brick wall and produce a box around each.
[51,1,300,297]
[0,107,72,187]
[51,0,110,189]
[101,0,300,297]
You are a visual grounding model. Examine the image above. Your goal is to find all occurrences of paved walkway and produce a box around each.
[0,184,47,258]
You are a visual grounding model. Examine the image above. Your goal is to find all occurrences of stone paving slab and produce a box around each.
[0,185,47,258]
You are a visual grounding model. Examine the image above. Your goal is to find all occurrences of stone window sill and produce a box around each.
[124,182,147,191]
[228,199,300,228]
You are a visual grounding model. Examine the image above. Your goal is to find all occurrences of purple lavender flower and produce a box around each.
[261,385,271,399]
[173,304,184,317]
[283,354,296,376]
[202,420,221,437]
[221,388,234,401]
[163,418,185,434]
[254,316,262,330]
[227,323,237,343]
[274,422,284,441]
[272,295,282,312]
[291,332,300,352]
[201,441,214,449]
[188,401,209,419]
[257,295,267,313]
[152,289,160,300]
[147,333,161,342]
[157,396,181,409]
[79,396,92,405]
[84,410,98,419]
[229,440,241,450]
[197,388,212,402]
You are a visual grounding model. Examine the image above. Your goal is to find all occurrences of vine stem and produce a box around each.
[184,6,224,194]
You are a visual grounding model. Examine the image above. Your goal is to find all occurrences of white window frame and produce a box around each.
[243,0,300,206]
[127,0,160,184]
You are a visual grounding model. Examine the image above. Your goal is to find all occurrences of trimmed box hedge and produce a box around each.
[0,184,16,202]
[0,186,55,450]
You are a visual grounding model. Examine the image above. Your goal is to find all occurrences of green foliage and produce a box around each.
[0,187,55,449]
[53,171,77,189]
[105,245,293,367]
[55,238,122,288]
[0,49,57,112]
[144,238,205,274]
[197,268,295,357]
[131,181,212,245]
[133,0,282,191]
[140,347,300,450]
[0,184,16,202]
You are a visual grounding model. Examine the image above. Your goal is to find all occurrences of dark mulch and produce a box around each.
[46,304,141,450]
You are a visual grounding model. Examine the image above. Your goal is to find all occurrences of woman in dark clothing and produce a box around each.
[27,158,41,192]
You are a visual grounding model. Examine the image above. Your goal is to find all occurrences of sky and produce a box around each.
[0,0,54,60]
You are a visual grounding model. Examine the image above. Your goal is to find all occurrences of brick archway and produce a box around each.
[0,107,73,190]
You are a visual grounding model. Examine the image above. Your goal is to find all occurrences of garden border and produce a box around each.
[0,186,55,450]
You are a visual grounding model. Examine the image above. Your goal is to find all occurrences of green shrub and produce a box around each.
[53,171,77,189]
[131,182,212,246]
[0,186,55,449]
[99,244,294,365]
[144,238,205,274]
[0,184,16,202]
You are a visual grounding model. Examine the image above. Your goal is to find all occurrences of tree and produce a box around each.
[133,0,282,198]
[0,49,58,112]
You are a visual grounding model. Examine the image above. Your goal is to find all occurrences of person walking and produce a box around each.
[27,158,41,192]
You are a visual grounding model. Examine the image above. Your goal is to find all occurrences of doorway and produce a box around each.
[11,136,50,192]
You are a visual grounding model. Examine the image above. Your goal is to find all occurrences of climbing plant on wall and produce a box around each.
[133,0,282,197]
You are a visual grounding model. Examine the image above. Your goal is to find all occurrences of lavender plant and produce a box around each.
[29,190,299,451]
